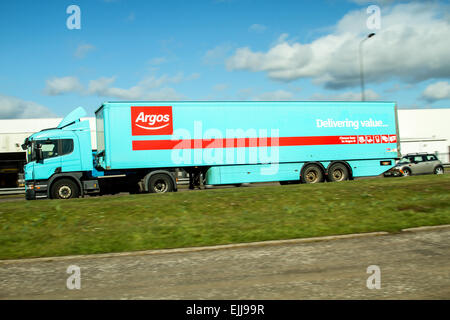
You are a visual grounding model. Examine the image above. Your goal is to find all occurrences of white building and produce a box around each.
[0,118,97,153]
[397,109,449,161]
[0,108,448,187]
[0,118,96,187]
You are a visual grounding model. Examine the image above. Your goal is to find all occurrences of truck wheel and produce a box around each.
[301,164,324,184]
[434,166,444,175]
[148,174,174,193]
[327,163,349,182]
[51,179,80,199]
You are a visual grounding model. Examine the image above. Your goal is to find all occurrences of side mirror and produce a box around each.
[36,144,44,163]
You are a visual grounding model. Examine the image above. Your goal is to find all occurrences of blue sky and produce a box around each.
[0,0,449,118]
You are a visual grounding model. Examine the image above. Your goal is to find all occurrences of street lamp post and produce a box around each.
[359,32,375,101]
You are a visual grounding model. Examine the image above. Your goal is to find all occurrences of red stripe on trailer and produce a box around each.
[131,134,395,150]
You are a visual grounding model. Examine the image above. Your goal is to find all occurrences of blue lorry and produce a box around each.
[22,101,400,200]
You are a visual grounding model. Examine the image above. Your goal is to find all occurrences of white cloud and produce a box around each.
[149,57,167,65]
[43,72,199,100]
[44,76,83,95]
[249,24,267,33]
[74,43,95,58]
[254,90,294,101]
[86,74,198,100]
[0,94,55,119]
[311,89,380,101]
[226,2,450,89]
[203,43,233,65]
[231,88,295,101]
[422,81,450,102]
[384,83,414,93]
[141,88,185,100]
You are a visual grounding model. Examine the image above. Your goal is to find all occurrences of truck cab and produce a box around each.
[22,107,96,200]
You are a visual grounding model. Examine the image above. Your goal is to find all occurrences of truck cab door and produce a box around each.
[33,140,62,180]
[59,138,80,173]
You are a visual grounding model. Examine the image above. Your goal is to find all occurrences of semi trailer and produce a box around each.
[22,101,400,200]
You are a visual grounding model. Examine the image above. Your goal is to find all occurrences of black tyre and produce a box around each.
[434,166,444,175]
[402,167,411,177]
[51,179,80,199]
[301,164,324,184]
[327,163,350,182]
[148,174,174,193]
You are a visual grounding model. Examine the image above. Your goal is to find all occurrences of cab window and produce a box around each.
[37,139,73,160]
[41,140,59,159]
[61,139,74,156]
[426,155,437,161]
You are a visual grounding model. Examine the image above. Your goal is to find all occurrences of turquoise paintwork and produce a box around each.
[25,101,400,188]
[57,107,86,128]
[24,119,93,182]
[96,101,399,183]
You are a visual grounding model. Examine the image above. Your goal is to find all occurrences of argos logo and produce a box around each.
[131,106,173,135]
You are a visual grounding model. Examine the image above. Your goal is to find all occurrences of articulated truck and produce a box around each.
[22,101,400,200]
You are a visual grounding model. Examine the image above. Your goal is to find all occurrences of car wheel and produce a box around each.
[434,166,444,175]
[402,168,411,177]
[51,179,80,199]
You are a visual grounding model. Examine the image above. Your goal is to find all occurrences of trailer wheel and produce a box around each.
[327,163,349,182]
[51,179,80,199]
[301,164,324,184]
[148,174,174,193]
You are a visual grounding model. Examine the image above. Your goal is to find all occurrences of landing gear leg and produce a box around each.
[189,168,204,190]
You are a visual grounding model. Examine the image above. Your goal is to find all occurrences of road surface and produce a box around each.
[0,228,449,299]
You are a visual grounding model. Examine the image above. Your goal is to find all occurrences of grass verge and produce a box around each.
[0,174,449,260]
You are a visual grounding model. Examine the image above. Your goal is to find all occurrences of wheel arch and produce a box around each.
[300,161,326,177]
[143,170,177,192]
[326,161,353,179]
[401,166,412,174]
[47,173,83,198]
[300,161,326,182]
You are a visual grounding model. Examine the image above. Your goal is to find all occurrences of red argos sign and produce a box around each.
[131,106,173,136]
